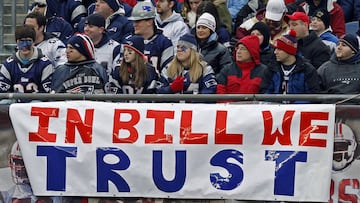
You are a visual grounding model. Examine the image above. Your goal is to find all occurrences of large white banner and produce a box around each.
[9,101,335,201]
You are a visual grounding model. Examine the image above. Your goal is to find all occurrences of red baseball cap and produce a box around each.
[284,12,310,24]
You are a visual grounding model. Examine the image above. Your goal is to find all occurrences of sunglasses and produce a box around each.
[34,2,47,7]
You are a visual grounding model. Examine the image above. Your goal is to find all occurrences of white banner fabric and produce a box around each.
[9,101,335,201]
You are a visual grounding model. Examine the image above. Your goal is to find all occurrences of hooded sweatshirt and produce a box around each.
[216,35,270,95]
[155,11,190,51]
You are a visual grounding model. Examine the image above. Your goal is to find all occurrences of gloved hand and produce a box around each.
[170,76,185,93]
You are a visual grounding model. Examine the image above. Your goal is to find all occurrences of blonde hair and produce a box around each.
[167,49,207,82]
[118,53,148,89]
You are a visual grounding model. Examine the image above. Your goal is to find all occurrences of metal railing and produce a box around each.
[0,93,359,104]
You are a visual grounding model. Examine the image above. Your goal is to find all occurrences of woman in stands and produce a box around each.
[156,33,217,94]
[108,35,158,94]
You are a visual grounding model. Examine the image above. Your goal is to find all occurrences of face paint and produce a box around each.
[18,40,33,50]
[176,44,189,52]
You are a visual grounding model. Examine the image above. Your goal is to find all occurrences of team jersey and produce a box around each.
[45,16,74,45]
[51,60,109,94]
[45,0,86,29]
[94,34,121,75]
[133,31,174,74]
[331,158,360,203]
[0,48,53,93]
[35,32,67,68]
[157,64,217,94]
[108,62,159,94]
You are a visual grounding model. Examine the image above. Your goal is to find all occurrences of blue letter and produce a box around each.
[265,150,307,196]
[153,150,186,192]
[210,149,244,190]
[37,146,77,191]
[97,147,130,192]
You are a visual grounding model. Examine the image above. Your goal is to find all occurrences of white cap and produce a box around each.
[265,0,287,21]
[34,0,47,5]
[196,12,216,33]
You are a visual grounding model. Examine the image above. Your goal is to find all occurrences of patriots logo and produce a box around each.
[43,82,52,93]
[67,85,95,94]
[0,81,10,91]
[142,5,152,12]
[107,27,117,32]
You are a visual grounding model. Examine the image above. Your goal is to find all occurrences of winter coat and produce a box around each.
[337,0,360,22]
[298,31,331,69]
[157,64,217,94]
[317,52,360,93]
[216,62,270,94]
[156,11,190,49]
[263,56,320,94]
[198,33,233,75]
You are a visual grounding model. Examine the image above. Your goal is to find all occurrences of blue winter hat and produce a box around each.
[103,0,121,12]
[67,33,95,60]
[178,33,197,51]
[123,35,146,59]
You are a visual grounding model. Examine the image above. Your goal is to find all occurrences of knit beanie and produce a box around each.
[178,33,197,51]
[34,0,46,5]
[67,34,95,60]
[235,35,260,64]
[123,35,146,59]
[339,34,359,54]
[103,0,121,12]
[196,12,216,33]
[313,8,330,29]
[250,22,271,49]
[273,29,298,55]
[85,13,105,27]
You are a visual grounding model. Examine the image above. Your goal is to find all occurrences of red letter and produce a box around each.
[215,111,242,144]
[65,108,94,143]
[180,110,208,144]
[29,107,59,142]
[145,110,174,143]
[339,179,359,202]
[262,110,294,145]
[113,109,140,143]
[299,112,328,147]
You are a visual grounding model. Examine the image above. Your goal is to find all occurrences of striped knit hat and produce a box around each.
[67,33,95,60]
[273,29,298,55]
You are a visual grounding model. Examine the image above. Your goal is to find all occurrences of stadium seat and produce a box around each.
[345,21,359,35]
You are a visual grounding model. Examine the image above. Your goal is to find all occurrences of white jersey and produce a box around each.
[331,158,360,202]
[94,38,120,75]
[36,34,67,68]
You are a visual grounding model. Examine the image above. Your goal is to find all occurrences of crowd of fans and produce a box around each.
[0,0,360,103]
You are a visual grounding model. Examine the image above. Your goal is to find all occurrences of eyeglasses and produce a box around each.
[176,44,189,52]
[235,46,248,52]
[34,2,47,8]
